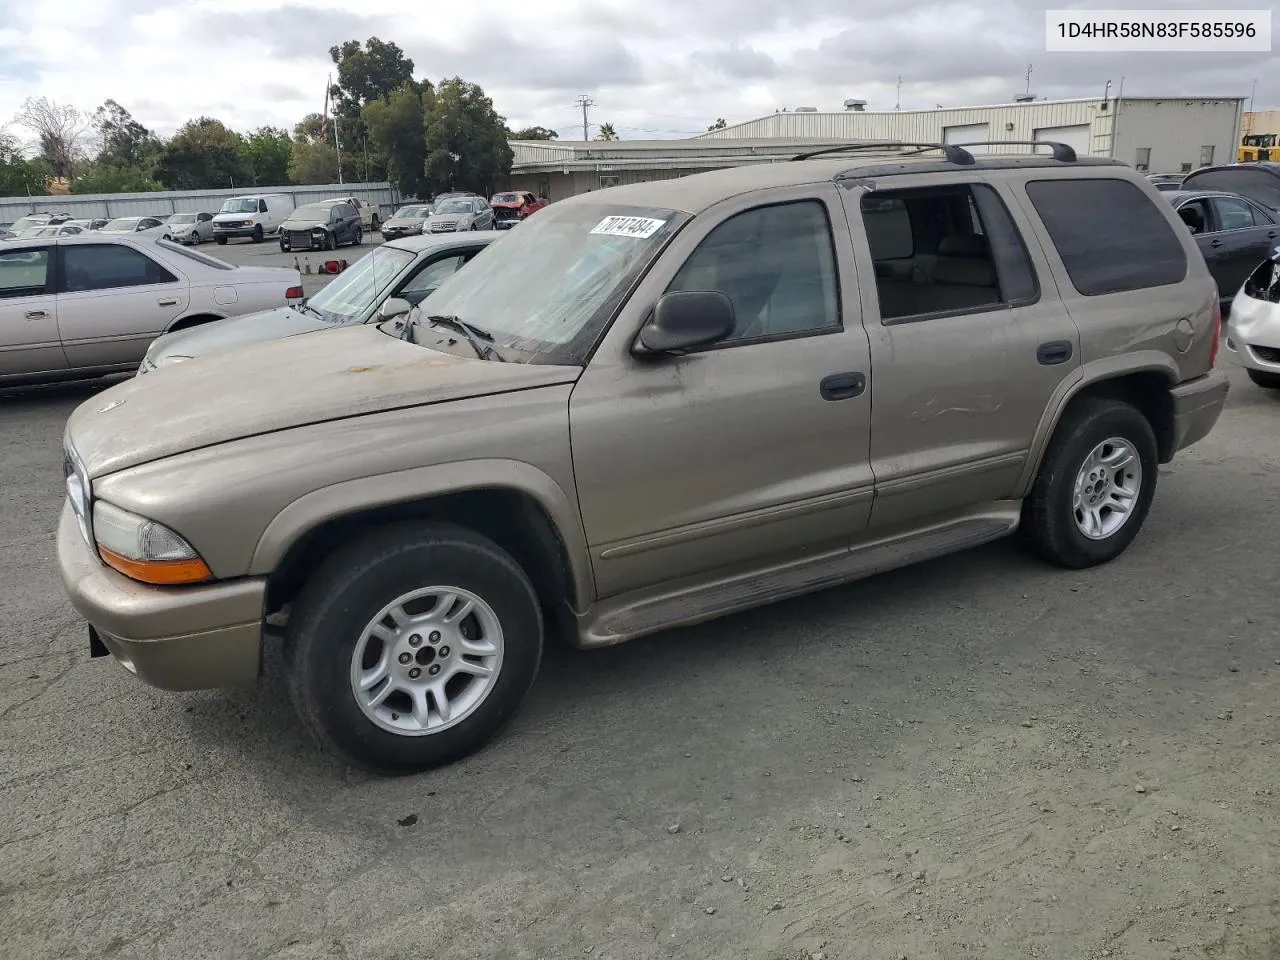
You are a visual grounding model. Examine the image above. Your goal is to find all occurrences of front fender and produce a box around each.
[249,458,595,608]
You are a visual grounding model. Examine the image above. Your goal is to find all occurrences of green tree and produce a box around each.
[707,118,727,131]
[155,117,248,189]
[293,112,334,146]
[327,37,416,182]
[0,133,49,196]
[288,138,339,185]
[595,122,619,141]
[509,125,558,140]
[239,126,293,185]
[423,77,513,196]
[363,81,430,197]
[71,162,161,194]
[92,99,160,168]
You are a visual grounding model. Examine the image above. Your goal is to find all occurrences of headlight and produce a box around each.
[91,500,212,585]
[64,445,91,546]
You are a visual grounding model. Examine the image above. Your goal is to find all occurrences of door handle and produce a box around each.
[1209,239,1223,247]
[1037,340,1074,365]
[157,297,179,306]
[819,371,866,401]
[24,310,48,320]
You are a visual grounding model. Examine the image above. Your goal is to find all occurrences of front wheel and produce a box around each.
[282,523,544,774]
[371,214,380,233]
[215,236,227,245]
[1021,398,1158,569]
[352,226,362,247]
[1247,369,1280,390]
[252,225,264,243]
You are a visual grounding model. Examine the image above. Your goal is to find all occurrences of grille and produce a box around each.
[494,208,519,221]
[430,220,459,232]
[1252,344,1280,364]
[288,230,315,248]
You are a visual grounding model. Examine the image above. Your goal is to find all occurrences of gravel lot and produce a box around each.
[1,356,1278,960]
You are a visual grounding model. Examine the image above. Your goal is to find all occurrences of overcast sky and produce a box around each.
[0,0,1275,143]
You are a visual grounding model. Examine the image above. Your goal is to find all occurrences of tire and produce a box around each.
[1247,369,1280,389]
[252,225,264,243]
[282,522,544,774]
[371,214,380,232]
[1021,398,1158,569]
[279,239,289,253]
[215,236,227,245]
[352,226,362,247]
[190,231,200,245]
[326,231,337,251]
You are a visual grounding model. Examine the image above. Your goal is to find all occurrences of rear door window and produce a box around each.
[60,243,179,292]
[1025,178,1188,295]
[0,248,52,298]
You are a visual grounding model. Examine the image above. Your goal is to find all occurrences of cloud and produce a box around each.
[0,0,1272,144]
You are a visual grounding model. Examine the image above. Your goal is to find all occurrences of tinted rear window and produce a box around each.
[1182,167,1280,211]
[1025,178,1188,296]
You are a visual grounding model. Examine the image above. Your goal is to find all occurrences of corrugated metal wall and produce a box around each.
[0,181,400,224]
[696,101,1110,152]
[1112,100,1243,174]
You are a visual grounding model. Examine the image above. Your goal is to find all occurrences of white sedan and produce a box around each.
[0,233,302,386]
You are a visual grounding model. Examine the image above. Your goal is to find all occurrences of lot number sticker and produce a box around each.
[590,216,667,239]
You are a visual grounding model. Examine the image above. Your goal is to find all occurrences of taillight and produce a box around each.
[285,285,304,300]
[1209,300,1221,368]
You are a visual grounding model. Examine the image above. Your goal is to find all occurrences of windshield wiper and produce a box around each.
[423,314,506,361]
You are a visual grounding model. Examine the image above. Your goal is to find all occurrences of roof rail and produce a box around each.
[791,142,976,165]
[950,140,1078,162]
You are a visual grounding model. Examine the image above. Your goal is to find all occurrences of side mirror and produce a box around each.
[379,297,413,320]
[633,291,735,355]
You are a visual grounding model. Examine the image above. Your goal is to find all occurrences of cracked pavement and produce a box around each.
[2,361,1279,960]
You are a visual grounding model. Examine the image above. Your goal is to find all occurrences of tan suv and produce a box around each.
[57,141,1229,773]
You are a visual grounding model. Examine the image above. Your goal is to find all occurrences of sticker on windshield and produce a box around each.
[590,215,667,239]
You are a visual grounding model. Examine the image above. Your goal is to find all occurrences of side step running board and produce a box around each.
[580,506,1020,648]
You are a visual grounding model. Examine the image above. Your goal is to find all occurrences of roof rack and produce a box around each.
[948,140,1079,162]
[792,142,976,165]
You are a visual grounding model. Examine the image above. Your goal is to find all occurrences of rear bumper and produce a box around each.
[56,503,265,691]
[1169,369,1229,455]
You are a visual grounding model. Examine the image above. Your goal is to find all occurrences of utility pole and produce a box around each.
[1249,78,1257,113]
[1025,63,1033,97]
[896,76,902,110]
[576,94,595,141]
[333,115,344,184]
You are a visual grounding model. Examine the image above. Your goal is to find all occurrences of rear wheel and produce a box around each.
[371,214,380,233]
[283,522,544,774]
[1021,398,1158,569]
[1247,369,1280,390]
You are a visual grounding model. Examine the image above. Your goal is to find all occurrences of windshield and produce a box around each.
[290,204,331,222]
[220,199,259,213]
[493,194,520,204]
[393,205,429,218]
[169,213,196,223]
[11,216,46,231]
[307,245,416,322]
[410,202,686,364]
[103,218,139,231]
[434,199,472,214]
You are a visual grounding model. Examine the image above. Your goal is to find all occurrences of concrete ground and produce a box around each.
[1,361,1278,960]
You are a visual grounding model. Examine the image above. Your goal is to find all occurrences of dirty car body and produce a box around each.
[58,146,1228,773]
[1225,246,1280,390]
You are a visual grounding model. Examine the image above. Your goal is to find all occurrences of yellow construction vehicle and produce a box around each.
[1239,134,1277,162]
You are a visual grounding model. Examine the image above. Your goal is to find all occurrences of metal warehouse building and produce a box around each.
[510,95,1244,200]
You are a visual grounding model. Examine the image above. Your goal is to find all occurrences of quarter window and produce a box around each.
[61,244,179,292]
[1026,178,1187,295]
[860,183,1039,321]
[0,249,50,299]
[666,199,841,342]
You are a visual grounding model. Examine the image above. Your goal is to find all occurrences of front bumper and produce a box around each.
[1169,369,1230,455]
[1225,293,1280,375]
[213,225,260,239]
[56,502,266,691]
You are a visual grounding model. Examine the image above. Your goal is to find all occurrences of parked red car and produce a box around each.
[490,190,547,229]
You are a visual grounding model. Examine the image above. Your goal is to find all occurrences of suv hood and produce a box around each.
[68,324,582,478]
[283,218,327,229]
